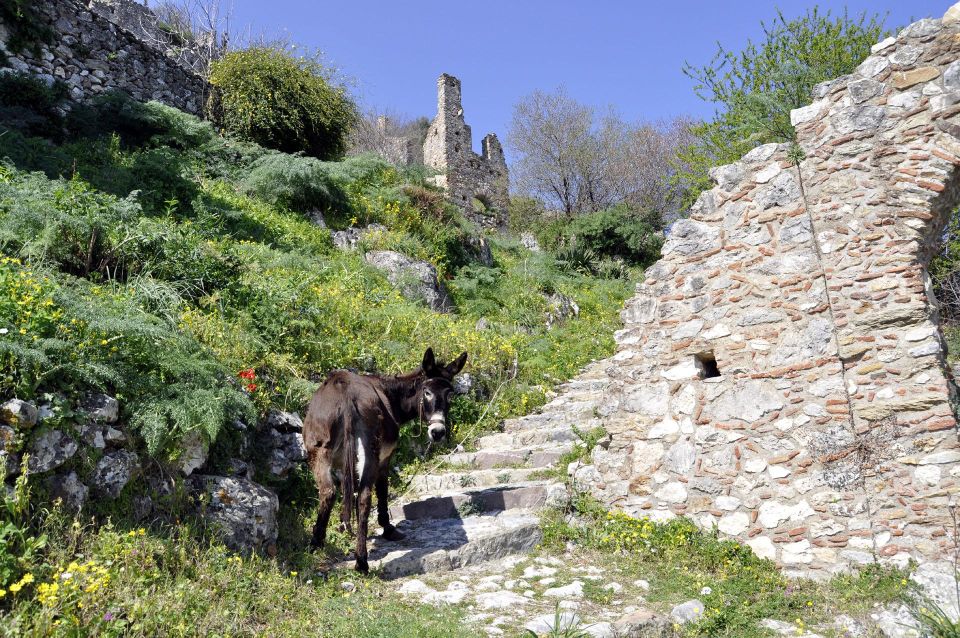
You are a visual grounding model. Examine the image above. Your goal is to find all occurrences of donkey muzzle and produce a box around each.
[427,417,447,442]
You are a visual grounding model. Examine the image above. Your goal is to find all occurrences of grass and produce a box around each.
[0,515,472,638]
[538,495,912,638]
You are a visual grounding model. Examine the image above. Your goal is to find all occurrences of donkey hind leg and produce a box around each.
[309,449,336,550]
[354,440,377,573]
[376,472,404,541]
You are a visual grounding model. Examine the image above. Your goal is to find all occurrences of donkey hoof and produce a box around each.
[355,558,369,574]
[381,526,405,542]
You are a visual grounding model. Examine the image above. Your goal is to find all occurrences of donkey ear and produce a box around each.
[422,347,437,372]
[446,351,468,376]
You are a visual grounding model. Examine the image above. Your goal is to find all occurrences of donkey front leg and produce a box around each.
[376,472,405,541]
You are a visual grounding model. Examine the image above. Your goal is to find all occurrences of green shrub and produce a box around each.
[564,204,664,267]
[242,153,346,215]
[208,46,357,160]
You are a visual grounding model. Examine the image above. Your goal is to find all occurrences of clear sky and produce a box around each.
[215,0,950,155]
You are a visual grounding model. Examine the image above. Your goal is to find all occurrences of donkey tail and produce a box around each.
[340,399,359,529]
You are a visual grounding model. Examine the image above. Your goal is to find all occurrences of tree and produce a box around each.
[676,7,890,207]
[208,46,357,160]
[347,110,430,165]
[508,88,692,219]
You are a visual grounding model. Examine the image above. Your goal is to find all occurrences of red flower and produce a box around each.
[238,368,256,380]
[246,383,257,392]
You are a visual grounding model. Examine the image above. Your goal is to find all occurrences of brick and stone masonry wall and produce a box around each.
[0,0,208,115]
[575,4,960,576]
[423,73,510,228]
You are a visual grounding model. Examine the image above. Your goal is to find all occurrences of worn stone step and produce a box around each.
[357,510,543,579]
[503,411,603,434]
[477,426,578,449]
[501,397,601,428]
[442,442,573,470]
[390,481,566,521]
[406,467,550,493]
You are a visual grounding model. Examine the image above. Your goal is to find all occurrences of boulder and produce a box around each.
[332,224,387,251]
[364,250,453,312]
[92,450,140,497]
[671,599,705,624]
[466,235,494,266]
[191,475,279,553]
[83,394,119,423]
[520,232,541,252]
[1,399,38,429]
[28,429,78,473]
[263,428,307,478]
[546,292,580,329]
[177,431,207,476]
[264,410,303,433]
[50,471,88,511]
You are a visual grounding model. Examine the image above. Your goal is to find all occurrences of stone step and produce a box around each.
[442,442,573,470]
[503,410,603,434]
[476,426,578,449]
[390,481,566,521]
[501,397,600,428]
[405,467,550,493]
[360,509,543,579]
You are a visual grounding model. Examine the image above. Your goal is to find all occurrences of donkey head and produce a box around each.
[419,348,468,442]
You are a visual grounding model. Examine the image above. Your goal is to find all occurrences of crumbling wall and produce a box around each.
[0,0,208,115]
[577,5,960,575]
[423,73,509,228]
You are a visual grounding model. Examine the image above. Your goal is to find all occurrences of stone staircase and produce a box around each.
[360,360,612,579]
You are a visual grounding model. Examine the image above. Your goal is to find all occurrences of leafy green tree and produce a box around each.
[208,46,357,160]
[676,8,890,207]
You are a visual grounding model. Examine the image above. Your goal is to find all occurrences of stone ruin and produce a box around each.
[422,73,510,228]
[568,4,960,576]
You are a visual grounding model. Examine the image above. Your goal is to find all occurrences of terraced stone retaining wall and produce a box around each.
[0,0,208,115]
[578,5,960,575]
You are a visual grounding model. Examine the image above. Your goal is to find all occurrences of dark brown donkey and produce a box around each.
[303,348,467,572]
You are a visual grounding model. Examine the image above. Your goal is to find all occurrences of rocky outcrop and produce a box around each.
[1,393,283,551]
[364,250,454,312]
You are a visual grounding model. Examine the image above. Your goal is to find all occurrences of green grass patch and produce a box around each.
[540,496,911,637]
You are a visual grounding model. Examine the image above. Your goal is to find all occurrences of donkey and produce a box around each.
[303,348,468,572]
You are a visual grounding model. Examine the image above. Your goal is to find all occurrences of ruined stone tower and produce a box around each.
[423,74,510,228]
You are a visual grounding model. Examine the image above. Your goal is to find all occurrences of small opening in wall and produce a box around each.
[695,352,721,379]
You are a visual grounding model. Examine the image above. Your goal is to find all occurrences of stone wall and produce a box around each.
[0,0,208,115]
[576,4,960,576]
[423,73,510,228]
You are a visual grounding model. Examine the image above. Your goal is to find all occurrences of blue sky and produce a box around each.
[218,1,950,155]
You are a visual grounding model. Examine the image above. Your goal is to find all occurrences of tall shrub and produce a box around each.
[208,46,357,160]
